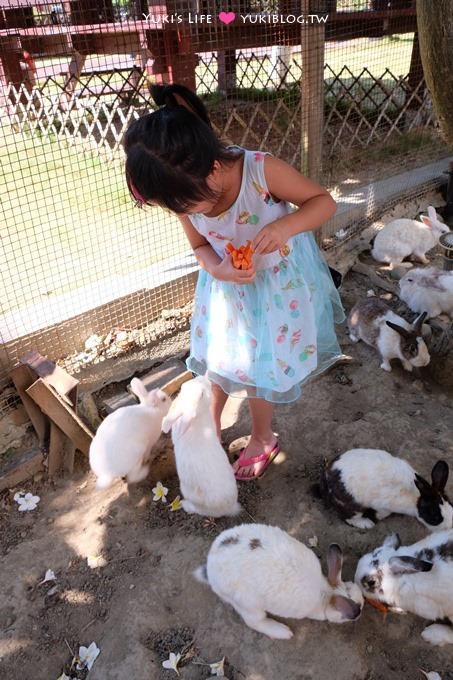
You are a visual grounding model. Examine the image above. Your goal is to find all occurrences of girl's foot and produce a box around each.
[233,437,280,481]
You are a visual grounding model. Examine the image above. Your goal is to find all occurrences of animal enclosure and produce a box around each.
[0,0,450,402]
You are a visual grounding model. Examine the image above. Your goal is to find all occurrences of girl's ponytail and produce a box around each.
[149,83,212,128]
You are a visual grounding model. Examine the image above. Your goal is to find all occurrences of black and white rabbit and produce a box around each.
[161,374,241,518]
[399,266,453,319]
[318,448,452,531]
[347,297,430,372]
[371,205,449,265]
[89,378,171,489]
[355,529,453,646]
[194,523,363,639]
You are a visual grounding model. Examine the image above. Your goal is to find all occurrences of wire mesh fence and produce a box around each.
[0,0,449,403]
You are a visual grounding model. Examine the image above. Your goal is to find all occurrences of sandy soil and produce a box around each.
[1,251,452,680]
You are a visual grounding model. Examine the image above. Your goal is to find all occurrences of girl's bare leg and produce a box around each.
[232,398,278,478]
[210,381,229,440]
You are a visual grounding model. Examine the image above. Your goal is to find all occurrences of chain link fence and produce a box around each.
[0,1,449,405]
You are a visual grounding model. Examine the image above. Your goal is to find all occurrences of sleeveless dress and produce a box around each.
[186,149,345,403]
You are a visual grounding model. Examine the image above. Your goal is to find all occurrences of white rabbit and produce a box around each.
[89,378,171,489]
[161,374,241,518]
[399,266,453,319]
[347,297,430,372]
[371,205,449,265]
[317,448,453,531]
[194,523,363,639]
[355,529,453,646]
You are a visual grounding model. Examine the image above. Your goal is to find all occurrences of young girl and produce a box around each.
[124,84,344,481]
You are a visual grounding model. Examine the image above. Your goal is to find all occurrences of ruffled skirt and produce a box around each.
[186,231,345,403]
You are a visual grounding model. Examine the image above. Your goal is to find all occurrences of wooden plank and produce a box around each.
[20,350,79,406]
[102,358,190,413]
[48,422,75,476]
[0,446,44,492]
[161,370,193,397]
[9,365,49,446]
[26,379,93,456]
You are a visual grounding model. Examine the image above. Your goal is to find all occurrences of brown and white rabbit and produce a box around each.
[347,297,430,372]
[89,378,171,489]
[161,374,241,518]
[194,523,363,639]
[399,266,453,319]
[371,205,449,265]
[317,448,452,531]
[355,529,453,646]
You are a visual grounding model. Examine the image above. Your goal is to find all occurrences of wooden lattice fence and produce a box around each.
[3,52,436,165]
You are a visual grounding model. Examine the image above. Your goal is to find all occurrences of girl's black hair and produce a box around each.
[124,84,237,214]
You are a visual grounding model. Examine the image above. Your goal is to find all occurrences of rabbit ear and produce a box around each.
[161,400,197,435]
[130,378,148,402]
[329,594,362,621]
[412,312,427,332]
[383,532,401,549]
[385,320,412,339]
[326,543,343,587]
[388,555,433,575]
[431,460,449,492]
[420,206,438,228]
[414,472,433,497]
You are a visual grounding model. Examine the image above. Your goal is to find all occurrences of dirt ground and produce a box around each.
[1,239,453,680]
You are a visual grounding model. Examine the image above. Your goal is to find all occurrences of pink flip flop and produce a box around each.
[234,440,281,481]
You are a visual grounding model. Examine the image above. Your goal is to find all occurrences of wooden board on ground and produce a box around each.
[102,358,192,413]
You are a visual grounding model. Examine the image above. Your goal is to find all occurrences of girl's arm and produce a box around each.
[252,155,337,255]
[179,216,256,283]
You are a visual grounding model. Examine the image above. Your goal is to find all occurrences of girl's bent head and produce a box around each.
[124,84,234,214]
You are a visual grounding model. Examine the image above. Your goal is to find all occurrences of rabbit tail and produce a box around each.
[193,564,209,584]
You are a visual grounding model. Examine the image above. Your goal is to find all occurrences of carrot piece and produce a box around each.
[226,241,254,270]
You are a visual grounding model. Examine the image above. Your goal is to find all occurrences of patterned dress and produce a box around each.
[186,149,345,403]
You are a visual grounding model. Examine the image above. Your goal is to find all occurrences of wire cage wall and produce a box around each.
[0,0,450,405]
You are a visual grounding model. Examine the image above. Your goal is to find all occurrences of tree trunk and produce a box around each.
[417,0,453,147]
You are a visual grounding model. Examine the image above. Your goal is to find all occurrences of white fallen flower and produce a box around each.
[209,656,226,676]
[162,651,181,675]
[13,491,25,502]
[17,492,40,511]
[152,481,169,503]
[335,229,347,239]
[419,671,442,680]
[39,569,56,585]
[77,641,100,671]
[169,495,182,512]
[366,289,376,297]
[87,554,107,569]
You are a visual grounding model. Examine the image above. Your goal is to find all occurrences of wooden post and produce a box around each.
[300,1,325,184]
[218,49,236,94]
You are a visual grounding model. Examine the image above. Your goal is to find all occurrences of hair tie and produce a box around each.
[129,180,146,206]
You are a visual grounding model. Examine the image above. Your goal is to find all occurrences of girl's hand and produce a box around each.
[213,254,256,284]
[252,220,290,255]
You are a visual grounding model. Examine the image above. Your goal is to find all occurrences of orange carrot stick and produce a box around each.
[226,241,254,270]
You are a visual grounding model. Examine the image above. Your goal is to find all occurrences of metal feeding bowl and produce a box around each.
[438,231,453,270]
